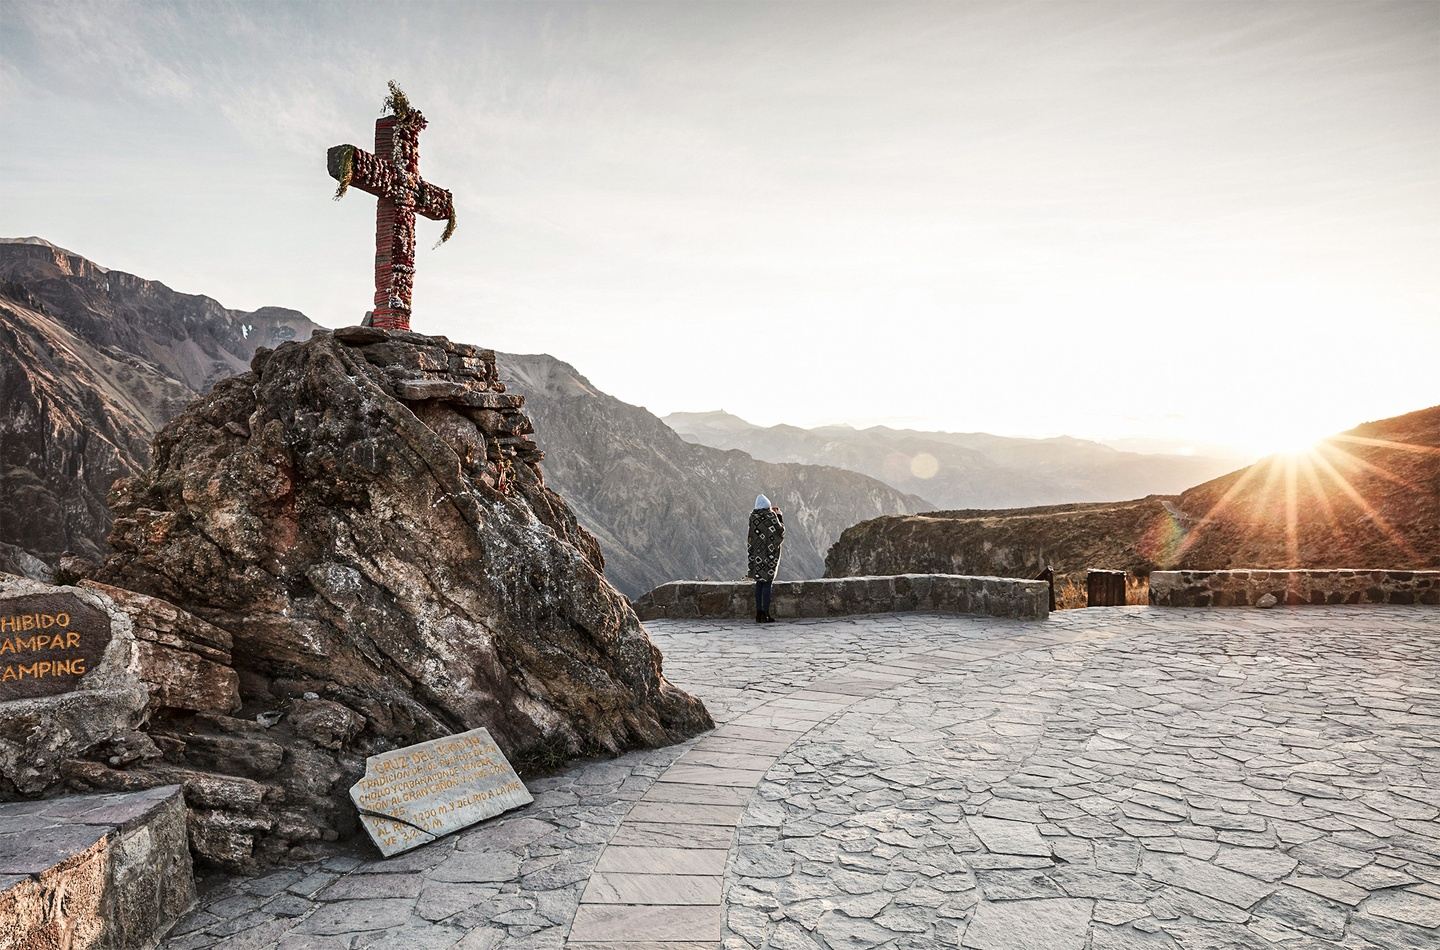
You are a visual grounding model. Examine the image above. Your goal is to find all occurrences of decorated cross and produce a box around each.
[328,82,456,332]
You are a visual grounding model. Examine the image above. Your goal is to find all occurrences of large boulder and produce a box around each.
[93,328,710,865]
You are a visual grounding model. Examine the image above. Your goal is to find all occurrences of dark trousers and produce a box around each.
[754,580,773,613]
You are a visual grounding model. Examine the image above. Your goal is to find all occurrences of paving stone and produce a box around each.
[609,821,737,849]
[568,904,721,942]
[1212,846,1298,881]
[1288,874,1369,906]
[429,850,524,883]
[626,802,744,826]
[1346,864,1417,890]
[968,817,1052,857]
[296,898,415,935]
[594,846,729,876]
[1090,923,1180,949]
[1142,852,1275,908]
[581,872,722,905]
[960,897,1093,950]
[1254,885,1348,939]
[316,873,423,900]
[1364,889,1440,927]
[416,881,501,921]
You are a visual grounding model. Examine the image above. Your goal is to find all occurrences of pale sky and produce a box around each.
[3,0,1437,456]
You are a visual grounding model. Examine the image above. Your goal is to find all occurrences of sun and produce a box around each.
[1246,419,1338,459]
[1270,431,1328,458]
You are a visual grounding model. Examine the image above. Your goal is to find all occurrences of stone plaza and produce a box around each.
[158,604,1440,949]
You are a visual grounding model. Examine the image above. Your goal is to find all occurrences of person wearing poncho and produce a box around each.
[747,494,785,623]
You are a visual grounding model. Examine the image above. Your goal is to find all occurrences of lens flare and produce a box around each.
[909,452,940,480]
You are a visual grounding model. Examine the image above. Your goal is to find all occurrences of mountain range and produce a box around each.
[665,410,1244,510]
[0,238,312,573]
[9,238,1385,603]
[0,239,922,594]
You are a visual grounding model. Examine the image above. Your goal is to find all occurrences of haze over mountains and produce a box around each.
[495,355,925,594]
[666,410,1245,510]
[0,239,921,594]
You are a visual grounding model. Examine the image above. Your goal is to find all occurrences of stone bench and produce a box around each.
[0,786,194,950]
[633,574,1050,621]
[1149,569,1440,607]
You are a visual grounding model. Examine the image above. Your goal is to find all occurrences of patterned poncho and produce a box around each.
[747,508,785,582]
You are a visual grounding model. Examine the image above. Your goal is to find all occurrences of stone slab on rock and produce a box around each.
[0,785,194,950]
[350,727,532,857]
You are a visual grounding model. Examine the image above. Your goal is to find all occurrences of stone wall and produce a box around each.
[633,574,1050,621]
[0,786,193,950]
[1149,569,1440,607]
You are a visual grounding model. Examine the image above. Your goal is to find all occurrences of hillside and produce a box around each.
[827,405,1440,584]
[0,240,926,593]
[666,410,1243,509]
[498,354,929,595]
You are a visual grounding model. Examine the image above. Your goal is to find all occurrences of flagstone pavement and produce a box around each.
[164,606,1440,949]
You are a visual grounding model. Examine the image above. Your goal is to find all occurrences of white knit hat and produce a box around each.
[754,494,771,510]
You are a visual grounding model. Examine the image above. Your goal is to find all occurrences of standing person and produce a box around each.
[748,494,785,623]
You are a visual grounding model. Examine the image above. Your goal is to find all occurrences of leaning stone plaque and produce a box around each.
[349,727,533,857]
[0,592,112,700]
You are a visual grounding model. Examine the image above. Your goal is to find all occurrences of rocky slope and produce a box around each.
[0,239,319,576]
[499,354,930,595]
[81,328,709,866]
[0,241,924,596]
[666,410,1244,510]
[827,405,1440,585]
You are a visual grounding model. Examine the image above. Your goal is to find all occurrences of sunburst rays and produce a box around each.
[1169,430,1429,567]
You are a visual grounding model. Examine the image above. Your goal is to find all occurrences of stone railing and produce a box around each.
[1149,569,1440,607]
[633,574,1050,622]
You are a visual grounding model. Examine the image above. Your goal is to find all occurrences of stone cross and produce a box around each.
[328,82,456,332]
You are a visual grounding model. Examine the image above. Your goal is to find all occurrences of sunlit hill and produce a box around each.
[826,405,1440,594]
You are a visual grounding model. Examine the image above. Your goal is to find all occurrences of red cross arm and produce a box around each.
[327,144,399,200]
[415,180,454,222]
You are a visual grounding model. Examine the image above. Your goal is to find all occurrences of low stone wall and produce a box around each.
[1150,569,1440,607]
[0,786,194,950]
[633,574,1050,621]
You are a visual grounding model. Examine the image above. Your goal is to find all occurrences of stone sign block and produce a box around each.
[0,592,112,700]
[349,727,532,857]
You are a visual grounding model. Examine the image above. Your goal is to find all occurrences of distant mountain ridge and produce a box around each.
[827,405,1440,585]
[665,410,1244,510]
[497,354,928,595]
[0,239,925,594]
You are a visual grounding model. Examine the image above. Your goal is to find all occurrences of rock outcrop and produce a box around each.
[88,328,710,867]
